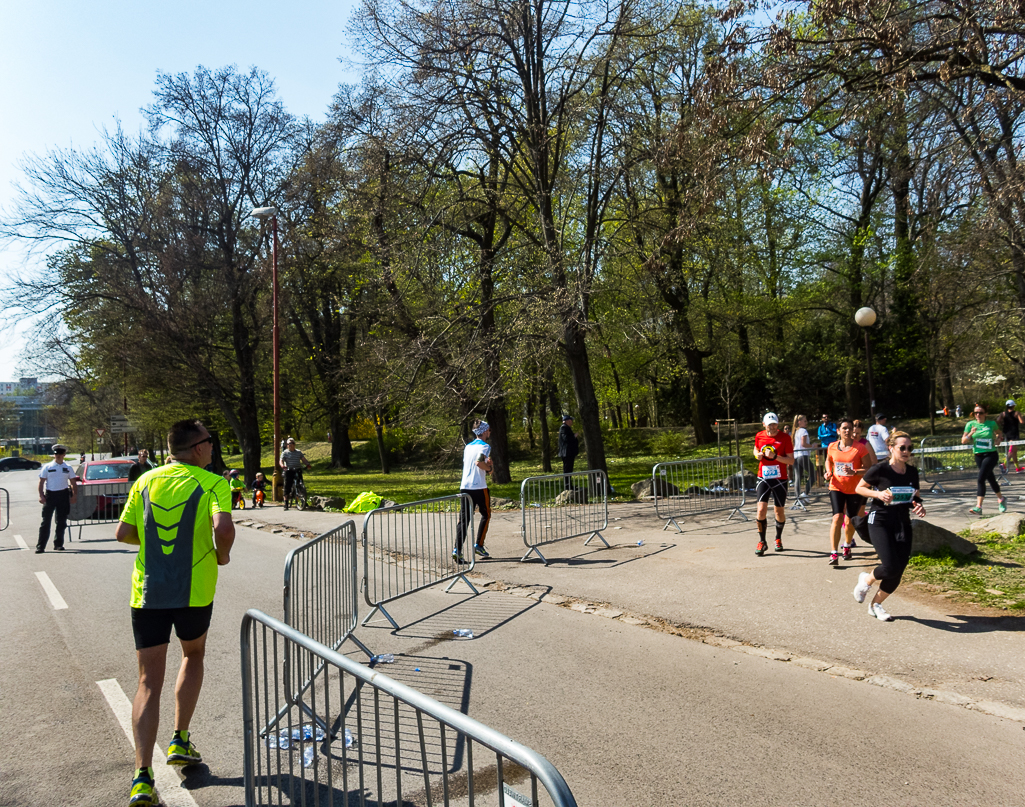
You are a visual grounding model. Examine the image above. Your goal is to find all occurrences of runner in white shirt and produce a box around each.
[866,413,890,460]
[452,419,493,563]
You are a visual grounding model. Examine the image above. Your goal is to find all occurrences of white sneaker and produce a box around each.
[868,602,894,622]
[853,572,873,603]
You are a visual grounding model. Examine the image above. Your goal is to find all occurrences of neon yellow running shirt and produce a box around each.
[120,463,231,608]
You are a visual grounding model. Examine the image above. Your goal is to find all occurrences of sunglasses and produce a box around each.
[896,445,912,452]
[188,435,214,449]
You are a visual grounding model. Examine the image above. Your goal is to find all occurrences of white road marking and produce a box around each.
[34,571,68,610]
[14,534,28,550]
[96,679,200,807]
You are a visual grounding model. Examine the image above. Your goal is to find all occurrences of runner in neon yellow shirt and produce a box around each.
[115,420,234,806]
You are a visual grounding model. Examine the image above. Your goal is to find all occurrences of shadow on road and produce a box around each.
[901,614,1025,632]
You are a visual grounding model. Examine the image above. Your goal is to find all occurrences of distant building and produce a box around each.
[0,377,56,453]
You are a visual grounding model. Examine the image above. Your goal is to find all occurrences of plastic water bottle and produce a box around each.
[371,654,394,663]
[453,629,474,638]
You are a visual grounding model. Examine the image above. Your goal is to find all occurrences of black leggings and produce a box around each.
[455,488,491,552]
[974,451,1001,498]
[868,512,914,594]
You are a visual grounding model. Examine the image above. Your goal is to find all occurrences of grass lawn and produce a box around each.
[903,530,1025,612]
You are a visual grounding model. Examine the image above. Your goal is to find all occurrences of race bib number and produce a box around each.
[975,438,992,450]
[761,465,781,480]
[888,486,915,505]
[834,462,854,477]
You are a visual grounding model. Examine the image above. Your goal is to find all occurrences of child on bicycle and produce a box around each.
[228,469,247,509]
[251,472,268,508]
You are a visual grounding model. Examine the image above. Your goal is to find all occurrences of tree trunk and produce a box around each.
[538,386,552,473]
[563,320,606,474]
[485,396,511,484]
[373,411,389,474]
[331,411,352,468]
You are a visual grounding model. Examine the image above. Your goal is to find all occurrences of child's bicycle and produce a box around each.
[232,489,247,510]
[254,489,265,508]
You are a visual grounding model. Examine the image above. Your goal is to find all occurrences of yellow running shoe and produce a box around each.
[167,731,202,766]
[129,769,156,806]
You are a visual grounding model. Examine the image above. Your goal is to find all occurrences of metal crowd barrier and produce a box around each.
[362,494,478,630]
[0,488,8,531]
[914,437,1022,492]
[67,480,132,540]
[270,522,371,737]
[241,609,578,807]
[520,469,610,565]
[652,456,748,533]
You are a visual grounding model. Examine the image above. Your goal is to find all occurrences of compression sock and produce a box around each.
[757,519,767,540]
[775,520,785,540]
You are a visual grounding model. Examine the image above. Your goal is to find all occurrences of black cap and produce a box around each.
[875,413,886,421]
[562,414,573,421]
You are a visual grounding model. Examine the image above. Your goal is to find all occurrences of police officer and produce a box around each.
[37,444,78,552]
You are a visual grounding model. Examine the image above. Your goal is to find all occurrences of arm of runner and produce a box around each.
[855,476,890,504]
[213,511,235,565]
[115,521,141,545]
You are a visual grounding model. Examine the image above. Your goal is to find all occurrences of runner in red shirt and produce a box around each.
[752,413,794,555]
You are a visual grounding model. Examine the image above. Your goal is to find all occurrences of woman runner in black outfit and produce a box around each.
[853,431,927,621]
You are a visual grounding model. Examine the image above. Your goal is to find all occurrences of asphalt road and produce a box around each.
[1,469,1023,807]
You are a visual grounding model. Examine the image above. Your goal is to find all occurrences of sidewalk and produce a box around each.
[234,484,1025,716]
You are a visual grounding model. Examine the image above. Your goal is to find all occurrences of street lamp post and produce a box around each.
[252,206,282,502]
[854,306,877,418]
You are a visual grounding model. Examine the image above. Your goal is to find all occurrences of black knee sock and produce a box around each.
[775,520,785,540]
[757,519,767,540]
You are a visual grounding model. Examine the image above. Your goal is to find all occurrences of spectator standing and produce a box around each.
[556,415,580,488]
[962,404,1007,514]
[36,444,78,553]
[791,414,814,498]
[453,419,493,562]
[816,414,838,478]
[866,413,890,461]
[752,413,794,555]
[114,419,234,807]
[279,438,312,511]
[998,400,1024,473]
[854,430,927,621]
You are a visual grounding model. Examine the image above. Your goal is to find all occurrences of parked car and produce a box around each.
[74,458,137,519]
[0,456,43,471]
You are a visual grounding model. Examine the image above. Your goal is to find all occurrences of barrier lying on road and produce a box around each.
[270,521,370,736]
[362,494,477,630]
[520,469,610,564]
[652,456,749,533]
[241,609,578,807]
[914,437,1019,492]
[66,480,132,540]
[0,487,8,531]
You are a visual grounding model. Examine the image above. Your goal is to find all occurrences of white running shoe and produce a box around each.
[868,602,894,622]
[853,572,873,603]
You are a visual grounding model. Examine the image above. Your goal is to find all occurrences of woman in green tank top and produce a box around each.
[962,404,1006,515]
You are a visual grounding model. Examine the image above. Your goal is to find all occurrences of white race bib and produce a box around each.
[975,438,992,450]
[834,461,854,477]
[887,486,916,505]
[761,465,781,480]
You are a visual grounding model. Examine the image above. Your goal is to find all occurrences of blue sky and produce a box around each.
[0,0,360,380]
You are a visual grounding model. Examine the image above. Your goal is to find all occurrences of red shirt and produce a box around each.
[755,430,793,481]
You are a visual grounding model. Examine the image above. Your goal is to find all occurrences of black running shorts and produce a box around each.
[131,603,214,650]
[755,478,788,508]
[829,490,864,518]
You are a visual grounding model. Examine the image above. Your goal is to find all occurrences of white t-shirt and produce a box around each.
[793,427,810,458]
[39,460,76,491]
[459,438,490,490]
[867,423,890,458]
